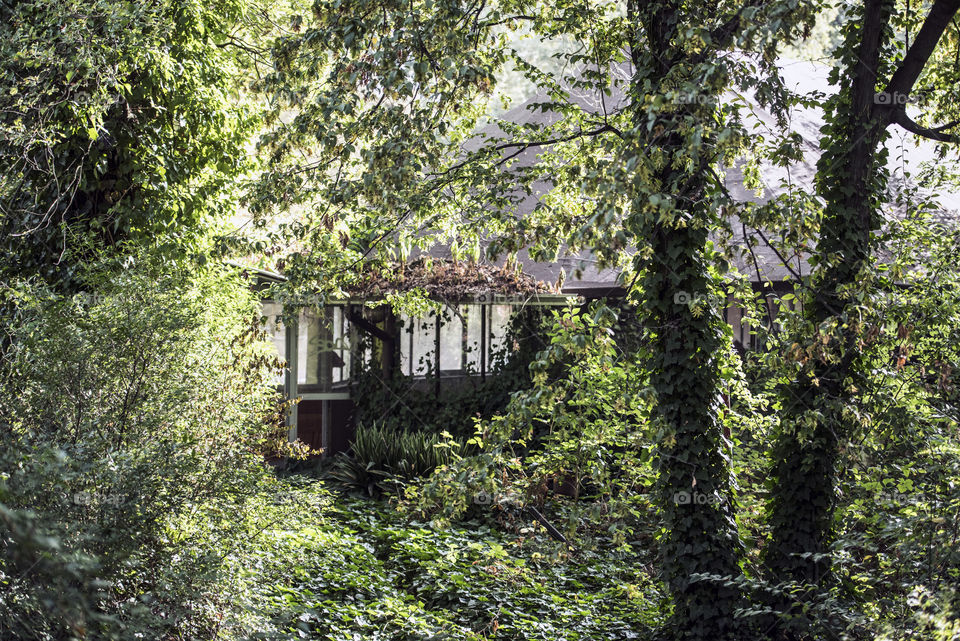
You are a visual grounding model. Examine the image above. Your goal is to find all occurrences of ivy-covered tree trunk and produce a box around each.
[766,0,895,587]
[767,0,960,586]
[630,4,744,638]
[640,221,744,639]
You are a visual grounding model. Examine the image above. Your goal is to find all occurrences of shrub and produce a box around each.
[0,255,282,640]
[238,477,664,641]
[326,422,463,494]
[353,422,462,477]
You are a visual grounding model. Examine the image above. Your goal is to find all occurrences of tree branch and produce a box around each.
[753,227,804,282]
[488,123,621,153]
[882,0,960,101]
[479,15,537,29]
[683,0,767,68]
[439,123,620,176]
[890,108,960,142]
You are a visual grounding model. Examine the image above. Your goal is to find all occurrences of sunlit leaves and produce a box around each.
[0,0,260,286]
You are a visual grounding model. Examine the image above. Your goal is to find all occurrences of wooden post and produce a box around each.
[321,399,331,455]
[285,316,299,442]
[382,306,395,379]
[480,304,487,381]
[434,309,441,397]
[319,307,332,453]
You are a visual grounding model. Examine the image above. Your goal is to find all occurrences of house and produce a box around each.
[254,60,958,455]
[254,259,578,454]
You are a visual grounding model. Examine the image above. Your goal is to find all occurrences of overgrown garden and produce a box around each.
[2,0,960,640]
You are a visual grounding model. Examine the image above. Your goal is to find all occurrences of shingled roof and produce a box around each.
[437,59,960,294]
[343,257,554,299]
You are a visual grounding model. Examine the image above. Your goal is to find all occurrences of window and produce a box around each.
[401,314,436,376]
[487,304,512,369]
[399,303,514,378]
[261,302,286,384]
[261,303,353,388]
[465,305,483,372]
[264,300,521,386]
[438,307,464,371]
[303,307,352,388]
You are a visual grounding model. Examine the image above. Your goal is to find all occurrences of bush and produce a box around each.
[238,477,664,641]
[354,422,462,477]
[0,255,282,640]
[326,422,463,494]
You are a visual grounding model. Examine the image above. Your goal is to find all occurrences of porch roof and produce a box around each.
[239,258,581,306]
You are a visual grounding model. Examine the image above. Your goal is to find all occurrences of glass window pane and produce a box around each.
[439,305,463,372]
[261,302,285,360]
[302,308,341,387]
[302,309,319,385]
[261,302,285,384]
[399,313,414,376]
[488,305,512,369]
[332,306,345,383]
[465,305,483,373]
[342,306,353,382]
[411,315,436,375]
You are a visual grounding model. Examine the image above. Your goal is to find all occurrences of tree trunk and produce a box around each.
[629,3,744,638]
[763,0,953,587]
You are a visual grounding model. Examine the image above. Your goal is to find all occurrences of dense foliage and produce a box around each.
[0,0,259,286]
[0,256,283,639]
[3,0,960,640]
[348,305,550,437]
[237,477,665,640]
